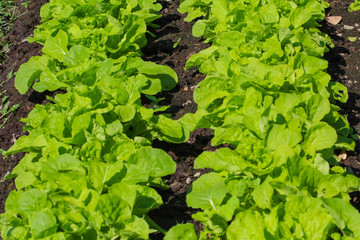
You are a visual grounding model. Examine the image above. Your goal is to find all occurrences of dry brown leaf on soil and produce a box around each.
[338,149,347,160]
[326,16,342,25]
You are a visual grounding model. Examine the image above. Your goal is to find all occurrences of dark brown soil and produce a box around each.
[322,0,360,211]
[1,0,360,239]
[0,0,48,214]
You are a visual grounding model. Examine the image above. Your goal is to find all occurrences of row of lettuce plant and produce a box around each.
[0,0,190,239]
[164,0,360,239]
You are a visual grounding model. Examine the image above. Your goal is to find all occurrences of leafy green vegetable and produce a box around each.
[178,0,360,238]
[1,0,186,239]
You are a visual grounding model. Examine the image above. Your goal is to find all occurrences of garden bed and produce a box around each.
[0,0,360,238]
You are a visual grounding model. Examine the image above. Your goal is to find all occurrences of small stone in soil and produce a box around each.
[186,178,192,184]
[344,25,355,30]
[194,172,201,178]
[170,182,182,192]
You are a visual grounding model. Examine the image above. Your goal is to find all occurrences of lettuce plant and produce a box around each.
[172,0,360,239]
[0,0,187,239]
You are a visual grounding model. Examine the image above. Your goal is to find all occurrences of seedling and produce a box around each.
[0,0,18,62]
[0,90,19,128]
[145,94,170,112]
[21,1,31,9]
[173,37,181,48]
[7,69,15,80]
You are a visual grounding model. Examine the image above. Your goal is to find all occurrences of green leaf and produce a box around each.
[266,124,302,150]
[270,181,299,195]
[31,209,57,238]
[165,224,198,240]
[46,154,83,172]
[306,94,330,122]
[349,1,360,12]
[88,161,124,193]
[71,114,91,144]
[117,105,136,122]
[259,4,279,24]
[109,141,136,162]
[294,53,328,74]
[133,185,163,215]
[33,69,68,92]
[15,56,48,94]
[98,194,132,224]
[5,133,48,156]
[299,208,333,239]
[226,211,266,240]
[45,112,66,139]
[328,81,349,103]
[109,183,138,210]
[121,164,149,184]
[192,20,206,37]
[121,216,150,239]
[194,76,229,109]
[290,8,312,29]
[179,110,210,132]
[17,189,48,213]
[252,178,273,209]
[154,115,188,143]
[15,172,37,189]
[218,196,240,221]
[303,122,337,154]
[216,31,244,48]
[105,120,123,136]
[64,45,90,67]
[299,167,323,196]
[42,30,68,62]
[322,198,360,238]
[274,93,301,119]
[138,61,178,91]
[187,173,228,210]
[127,148,176,178]
[194,148,242,173]
[0,224,29,240]
[80,141,102,161]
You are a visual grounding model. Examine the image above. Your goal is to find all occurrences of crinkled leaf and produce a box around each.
[98,194,132,224]
[252,178,273,209]
[226,211,266,240]
[31,209,57,238]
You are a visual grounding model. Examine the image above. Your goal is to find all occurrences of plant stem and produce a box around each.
[145,214,168,235]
